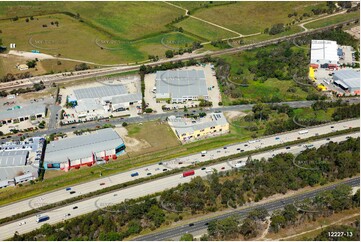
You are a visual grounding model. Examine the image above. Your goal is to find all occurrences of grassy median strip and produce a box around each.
[0,127,358,225]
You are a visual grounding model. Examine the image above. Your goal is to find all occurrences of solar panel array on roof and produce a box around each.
[0,150,29,167]
[45,128,124,162]
[155,70,208,100]
[74,85,127,100]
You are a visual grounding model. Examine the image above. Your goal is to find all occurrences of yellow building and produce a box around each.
[168,113,229,143]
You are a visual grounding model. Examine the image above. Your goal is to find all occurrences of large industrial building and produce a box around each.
[67,85,142,118]
[310,40,339,69]
[0,103,46,125]
[333,69,360,95]
[0,137,45,189]
[44,128,126,171]
[168,112,229,142]
[155,70,209,103]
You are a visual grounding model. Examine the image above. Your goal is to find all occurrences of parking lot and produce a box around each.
[144,64,221,113]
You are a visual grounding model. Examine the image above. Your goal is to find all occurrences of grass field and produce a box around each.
[0,14,148,64]
[168,1,235,12]
[0,2,183,40]
[304,11,360,29]
[0,55,97,77]
[66,1,184,40]
[218,47,318,104]
[133,32,202,58]
[293,107,335,123]
[191,1,327,35]
[125,121,180,156]
[175,17,238,41]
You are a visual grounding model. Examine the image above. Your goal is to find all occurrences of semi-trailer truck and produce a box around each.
[183,170,195,177]
[36,215,49,223]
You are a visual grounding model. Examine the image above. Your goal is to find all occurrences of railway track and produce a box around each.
[0,18,358,92]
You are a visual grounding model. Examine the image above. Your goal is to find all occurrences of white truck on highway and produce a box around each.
[234,163,244,168]
[298,130,309,135]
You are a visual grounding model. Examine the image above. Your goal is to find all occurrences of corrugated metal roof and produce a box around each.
[0,166,37,182]
[111,93,142,105]
[333,70,360,89]
[74,85,127,100]
[45,128,124,162]
[75,99,104,113]
[0,150,28,167]
[155,70,208,99]
[0,104,45,120]
[170,113,228,135]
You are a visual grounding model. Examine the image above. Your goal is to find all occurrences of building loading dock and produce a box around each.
[333,69,360,95]
[44,128,126,171]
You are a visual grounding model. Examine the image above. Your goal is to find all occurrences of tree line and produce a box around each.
[197,185,359,241]
[239,101,360,136]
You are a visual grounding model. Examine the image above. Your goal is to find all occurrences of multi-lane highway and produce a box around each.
[0,130,358,240]
[134,176,360,241]
[0,119,358,221]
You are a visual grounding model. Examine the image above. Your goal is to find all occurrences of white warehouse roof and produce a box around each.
[310,40,339,65]
[155,70,208,99]
[45,128,124,162]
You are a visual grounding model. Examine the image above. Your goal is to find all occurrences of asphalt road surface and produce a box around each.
[134,176,360,241]
[2,98,359,143]
[0,119,358,221]
[0,132,358,240]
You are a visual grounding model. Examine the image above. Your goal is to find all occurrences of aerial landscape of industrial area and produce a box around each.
[0,0,360,241]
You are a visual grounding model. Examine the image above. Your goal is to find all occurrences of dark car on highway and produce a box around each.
[73,206,78,209]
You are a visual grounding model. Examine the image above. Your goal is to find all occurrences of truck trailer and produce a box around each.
[36,215,49,223]
[183,170,195,177]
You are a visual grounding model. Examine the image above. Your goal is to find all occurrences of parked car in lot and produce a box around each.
[201,167,206,170]
[221,167,225,170]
